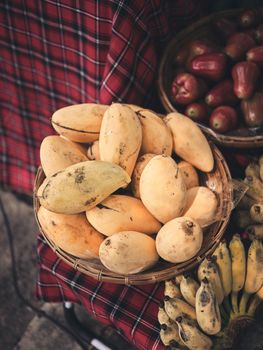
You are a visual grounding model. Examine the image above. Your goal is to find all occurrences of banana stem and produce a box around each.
[247,295,262,317]
[239,292,250,315]
[231,291,239,315]
[220,304,229,324]
[223,296,232,315]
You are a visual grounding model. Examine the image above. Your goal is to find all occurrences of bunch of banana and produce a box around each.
[158,236,263,350]
[234,155,263,240]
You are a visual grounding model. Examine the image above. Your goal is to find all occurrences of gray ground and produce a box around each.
[0,189,135,350]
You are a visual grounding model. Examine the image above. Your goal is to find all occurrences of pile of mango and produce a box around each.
[37,103,220,275]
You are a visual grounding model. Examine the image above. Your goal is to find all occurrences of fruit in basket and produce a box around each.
[85,194,161,236]
[188,39,216,57]
[37,206,104,259]
[247,45,263,64]
[255,23,263,43]
[139,155,187,223]
[164,113,214,172]
[177,161,199,190]
[163,10,263,134]
[224,32,256,61]
[213,17,237,40]
[136,108,173,156]
[37,99,232,280]
[131,153,155,198]
[99,103,142,177]
[238,9,258,29]
[209,106,238,133]
[240,92,263,127]
[51,103,108,142]
[171,72,205,105]
[99,231,159,274]
[232,61,260,99]
[205,80,238,108]
[87,140,100,160]
[40,135,88,177]
[37,160,131,214]
[189,52,228,81]
[185,102,209,123]
[156,217,203,263]
[182,186,218,227]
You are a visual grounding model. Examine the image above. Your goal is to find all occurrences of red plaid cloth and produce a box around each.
[1,1,209,349]
[0,0,208,195]
[37,235,165,350]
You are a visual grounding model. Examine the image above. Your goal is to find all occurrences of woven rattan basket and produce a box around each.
[34,143,234,285]
[158,9,263,148]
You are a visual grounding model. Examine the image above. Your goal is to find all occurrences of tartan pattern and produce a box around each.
[37,235,164,350]
[0,0,207,194]
[1,1,208,348]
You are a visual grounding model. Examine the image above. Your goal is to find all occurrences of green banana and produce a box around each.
[195,278,221,335]
[180,275,199,307]
[229,234,246,315]
[239,239,263,314]
[197,258,224,304]
[175,315,213,350]
[164,296,196,321]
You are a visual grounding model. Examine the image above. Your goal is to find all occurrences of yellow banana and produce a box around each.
[159,322,182,348]
[212,241,232,297]
[229,234,246,314]
[197,258,224,304]
[180,275,199,307]
[164,279,182,298]
[158,302,171,326]
[239,239,263,314]
[176,315,213,350]
[164,296,196,321]
[158,302,186,348]
[195,278,221,335]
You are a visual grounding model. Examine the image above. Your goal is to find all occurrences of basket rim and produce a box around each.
[34,145,233,285]
[158,8,263,148]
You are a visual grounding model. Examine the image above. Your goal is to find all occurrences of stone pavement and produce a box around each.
[0,189,135,350]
